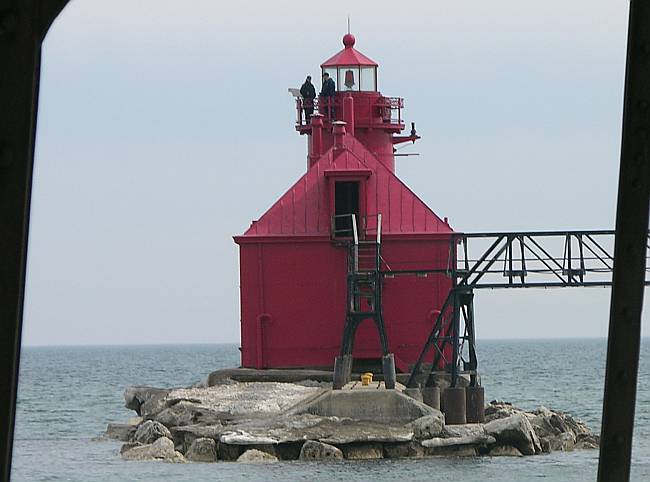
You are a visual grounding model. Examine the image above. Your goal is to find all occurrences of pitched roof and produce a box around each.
[240,138,452,238]
[321,34,378,67]
[321,46,378,67]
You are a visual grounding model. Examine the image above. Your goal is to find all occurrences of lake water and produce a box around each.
[10,339,650,481]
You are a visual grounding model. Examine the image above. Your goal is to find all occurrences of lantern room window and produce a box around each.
[360,66,377,91]
[321,66,377,92]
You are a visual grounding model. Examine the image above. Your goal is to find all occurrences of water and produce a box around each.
[10,340,650,481]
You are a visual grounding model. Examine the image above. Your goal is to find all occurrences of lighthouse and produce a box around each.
[234,33,455,382]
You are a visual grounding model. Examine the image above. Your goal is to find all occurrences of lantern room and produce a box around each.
[321,33,378,92]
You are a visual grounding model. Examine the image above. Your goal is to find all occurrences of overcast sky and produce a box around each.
[22,0,643,346]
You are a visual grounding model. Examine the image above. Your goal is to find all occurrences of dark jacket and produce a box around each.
[300,81,316,100]
[320,77,336,97]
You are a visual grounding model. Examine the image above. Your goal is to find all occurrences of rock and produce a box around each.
[489,445,523,456]
[220,430,279,445]
[170,423,224,454]
[318,422,413,445]
[120,442,142,454]
[219,443,245,461]
[132,420,172,445]
[575,432,600,450]
[228,414,413,445]
[341,443,383,460]
[124,387,171,417]
[424,445,477,457]
[528,406,598,452]
[484,414,542,455]
[237,449,278,463]
[168,382,320,417]
[121,437,187,463]
[410,412,445,440]
[442,424,488,439]
[548,432,576,452]
[299,440,343,461]
[484,401,523,423]
[103,423,136,441]
[185,437,217,462]
[155,401,223,428]
[421,434,495,448]
[383,442,425,459]
[539,437,551,453]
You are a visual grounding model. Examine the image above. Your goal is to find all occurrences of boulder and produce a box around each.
[424,445,477,457]
[185,437,217,462]
[124,387,171,418]
[132,420,172,445]
[237,449,278,463]
[170,424,224,454]
[489,445,523,456]
[121,437,187,463]
[341,443,383,460]
[575,432,600,450]
[120,442,141,454]
[410,412,445,440]
[548,432,576,452]
[484,401,523,423]
[383,442,425,459]
[226,414,413,445]
[168,382,320,417]
[420,434,495,448]
[220,430,279,445]
[299,440,343,461]
[484,414,542,455]
[442,424,488,439]
[558,412,591,436]
[103,423,136,441]
[155,400,223,428]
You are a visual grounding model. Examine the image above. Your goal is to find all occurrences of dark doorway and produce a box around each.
[334,181,360,236]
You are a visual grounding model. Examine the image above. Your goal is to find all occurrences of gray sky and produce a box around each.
[23,0,643,346]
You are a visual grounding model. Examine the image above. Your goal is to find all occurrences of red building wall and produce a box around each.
[237,234,453,371]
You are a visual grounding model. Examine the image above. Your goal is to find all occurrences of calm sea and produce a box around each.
[10,340,650,481]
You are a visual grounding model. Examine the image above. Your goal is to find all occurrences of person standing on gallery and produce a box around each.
[300,75,316,123]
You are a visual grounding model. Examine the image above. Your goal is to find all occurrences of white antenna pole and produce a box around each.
[347,15,350,34]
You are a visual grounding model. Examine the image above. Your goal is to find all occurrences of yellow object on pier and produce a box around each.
[361,372,373,386]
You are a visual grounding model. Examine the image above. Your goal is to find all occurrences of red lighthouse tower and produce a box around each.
[234,34,454,379]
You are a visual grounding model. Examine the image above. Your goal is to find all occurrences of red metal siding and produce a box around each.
[238,237,452,370]
[243,138,452,238]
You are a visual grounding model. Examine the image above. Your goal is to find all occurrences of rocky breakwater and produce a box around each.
[103,380,600,463]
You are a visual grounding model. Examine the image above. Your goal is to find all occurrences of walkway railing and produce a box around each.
[295,95,403,126]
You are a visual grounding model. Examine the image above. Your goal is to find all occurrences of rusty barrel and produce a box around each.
[333,355,352,390]
[422,386,441,410]
[465,386,485,423]
[382,353,396,389]
[442,387,467,425]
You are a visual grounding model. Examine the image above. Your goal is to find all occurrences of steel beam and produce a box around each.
[598,1,650,480]
[0,2,69,481]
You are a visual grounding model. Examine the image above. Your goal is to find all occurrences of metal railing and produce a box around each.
[295,95,404,126]
[331,213,383,274]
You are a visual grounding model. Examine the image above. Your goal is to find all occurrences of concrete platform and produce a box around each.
[207,367,473,388]
[291,386,437,424]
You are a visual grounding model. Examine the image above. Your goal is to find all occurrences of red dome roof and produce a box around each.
[321,33,378,67]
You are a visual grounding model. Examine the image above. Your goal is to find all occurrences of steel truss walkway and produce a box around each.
[403,230,650,389]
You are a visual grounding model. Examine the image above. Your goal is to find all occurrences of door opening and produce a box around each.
[334,181,360,237]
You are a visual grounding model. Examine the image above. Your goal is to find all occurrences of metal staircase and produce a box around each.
[331,213,396,389]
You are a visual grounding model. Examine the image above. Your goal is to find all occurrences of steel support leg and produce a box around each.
[598,2,650,480]
[0,2,69,481]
